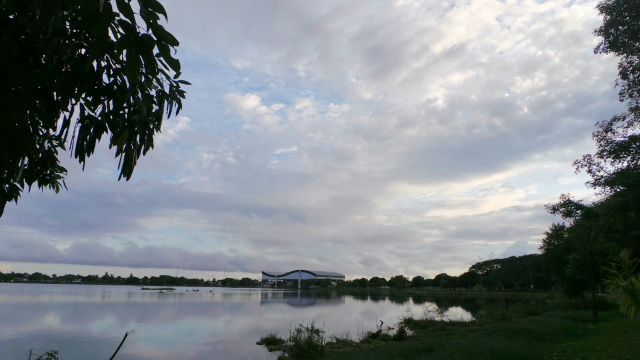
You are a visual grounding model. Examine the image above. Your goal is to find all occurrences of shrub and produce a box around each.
[363,328,392,342]
[605,249,640,319]
[324,334,357,352]
[361,323,410,343]
[257,333,286,352]
[35,351,58,360]
[287,322,325,359]
[257,322,325,360]
[391,324,409,341]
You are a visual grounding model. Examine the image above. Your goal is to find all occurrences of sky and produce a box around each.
[0,0,627,280]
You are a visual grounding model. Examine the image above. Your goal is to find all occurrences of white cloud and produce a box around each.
[274,146,298,155]
[156,116,191,146]
[1,0,626,279]
[223,93,281,128]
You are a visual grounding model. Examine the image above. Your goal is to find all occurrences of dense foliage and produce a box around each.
[0,0,188,217]
[0,271,217,287]
[540,0,640,321]
[336,254,549,292]
[0,253,549,291]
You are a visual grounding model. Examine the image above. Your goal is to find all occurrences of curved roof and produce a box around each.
[261,270,345,279]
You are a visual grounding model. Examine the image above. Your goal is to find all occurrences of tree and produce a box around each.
[546,1,640,322]
[433,273,455,289]
[387,275,408,289]
[351,277,368,288]
[220,277,239,287]
[0,0,188,218]
[239,277,257,287]
[410,276,425,289]
[574,0,640,259]
[458,254,548,291]
[28,272,49,282]
[542,195,616,322]
[457,271,479,289]
[368,276,387,288]
[124,273,141,285]
[593,0,640,108]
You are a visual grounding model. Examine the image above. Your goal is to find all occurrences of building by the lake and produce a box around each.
[261,270,345,288]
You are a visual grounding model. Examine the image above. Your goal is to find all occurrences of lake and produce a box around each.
[0,284,473,360]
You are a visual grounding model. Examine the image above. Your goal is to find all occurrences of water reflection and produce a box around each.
[0,284,480,360]
[260,290,345,307]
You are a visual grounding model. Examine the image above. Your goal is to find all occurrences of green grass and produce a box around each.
[258,294,638,360]
[321,311,639,360]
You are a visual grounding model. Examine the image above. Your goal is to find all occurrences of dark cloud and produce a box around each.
[0,238,285,274]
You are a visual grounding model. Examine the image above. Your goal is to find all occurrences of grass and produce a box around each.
[258,294,639,360]
[321,310,639,360]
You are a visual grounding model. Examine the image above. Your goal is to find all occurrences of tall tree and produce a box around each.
[0,0,188,218]
[539,0,640,321]
[594,0,640,107]
[576,1,640,210]
[573,0,640,261]
[542,195,616,322]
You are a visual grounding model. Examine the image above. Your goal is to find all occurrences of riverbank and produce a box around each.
[322,309,638,360]
[258,294,639,360]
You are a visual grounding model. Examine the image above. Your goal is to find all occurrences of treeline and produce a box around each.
[337,254,549,292]
[0,271,262,288]
[0,254,550,292]
[0,271,209,286]
[0,253,554,292]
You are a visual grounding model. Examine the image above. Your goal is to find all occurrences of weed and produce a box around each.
[391,324,409,341]
[256,332,286,351]
[257,322,325,360]
[362,327,392,342]
[287,322,325,359]
[34,351,58,360]
[361,322,411,343]
[324,334,357,352]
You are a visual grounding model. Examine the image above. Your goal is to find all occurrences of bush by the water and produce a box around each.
[256,332,286,352]
[35,351,58,360]
[257,322,326,360]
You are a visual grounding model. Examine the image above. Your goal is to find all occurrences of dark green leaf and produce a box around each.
[151,23,179,47]
[145,0,168,21]
[0,0,188,217]
[115,0,136,25]
[163,55,181,73]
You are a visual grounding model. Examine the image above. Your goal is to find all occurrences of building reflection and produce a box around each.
[260,290,346,307]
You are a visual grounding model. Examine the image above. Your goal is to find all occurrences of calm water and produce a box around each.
[0,284,472,360]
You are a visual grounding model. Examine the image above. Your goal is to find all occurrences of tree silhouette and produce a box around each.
[0,0,188,217]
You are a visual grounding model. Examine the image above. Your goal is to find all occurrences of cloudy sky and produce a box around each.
[0,0,625,280]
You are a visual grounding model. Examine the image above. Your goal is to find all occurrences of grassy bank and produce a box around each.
[322,310,638,360]
[259,295,639,360]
